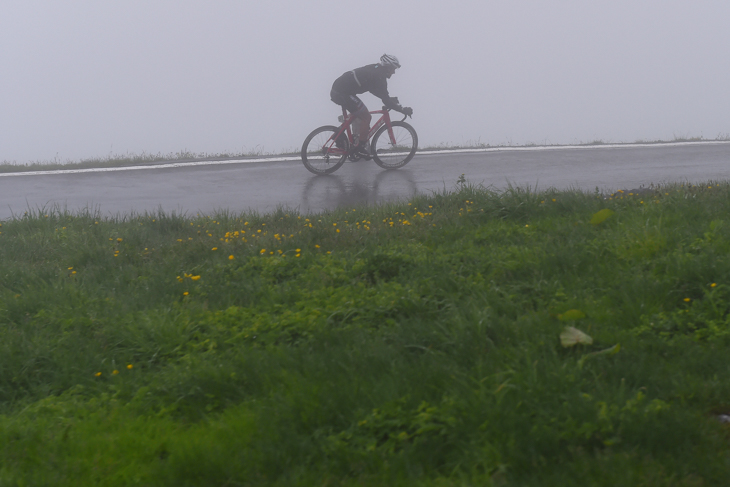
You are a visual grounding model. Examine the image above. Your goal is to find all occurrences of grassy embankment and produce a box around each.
[1,182,729,485]
[0,149,283,174]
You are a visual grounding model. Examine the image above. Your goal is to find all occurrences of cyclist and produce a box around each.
[330,54,413,159]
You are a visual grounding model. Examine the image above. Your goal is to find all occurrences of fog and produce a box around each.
[2,0,728,163]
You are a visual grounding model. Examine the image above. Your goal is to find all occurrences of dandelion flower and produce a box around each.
[229,255,235,260]
[211,247,217,251]
[95,372,102,377]
[191,275,201,281]
[183,291,189,296]
[112,370,119,375]
[127,364,133,370]
[711,283,717,287]
[296,248,301,252]
[684,298,691,302]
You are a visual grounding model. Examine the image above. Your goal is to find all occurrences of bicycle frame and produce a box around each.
[322,107,403,156]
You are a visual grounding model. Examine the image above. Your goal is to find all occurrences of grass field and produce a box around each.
[1,182,729,485]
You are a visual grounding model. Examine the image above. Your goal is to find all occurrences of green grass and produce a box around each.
[1,182,730,485]
[0,147,299,174]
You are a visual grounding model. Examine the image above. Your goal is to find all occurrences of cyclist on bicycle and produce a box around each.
[330,54,413,158]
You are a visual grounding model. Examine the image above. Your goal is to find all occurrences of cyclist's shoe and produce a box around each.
[352,141,371,160]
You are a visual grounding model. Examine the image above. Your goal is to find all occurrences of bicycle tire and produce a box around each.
[371,121,418,169]
[301,125,349,175]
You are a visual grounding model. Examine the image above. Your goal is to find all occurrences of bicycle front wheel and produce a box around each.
[371,121,418,169]
[301,125,348,175]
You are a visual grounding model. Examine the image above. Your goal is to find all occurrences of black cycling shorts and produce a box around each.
[330,89,365,114]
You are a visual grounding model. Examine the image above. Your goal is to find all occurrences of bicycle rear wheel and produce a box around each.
[371,121,418,169]
[301,125,349,175]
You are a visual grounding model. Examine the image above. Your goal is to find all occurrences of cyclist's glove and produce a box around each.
[402,107,413,116]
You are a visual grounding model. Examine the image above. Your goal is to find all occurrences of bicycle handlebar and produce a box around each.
[381,106,411,121]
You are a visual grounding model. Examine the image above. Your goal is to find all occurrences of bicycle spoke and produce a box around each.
[371,122,418,169]
[301,126,348,175]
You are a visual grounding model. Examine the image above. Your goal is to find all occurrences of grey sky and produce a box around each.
[2,0,728,163]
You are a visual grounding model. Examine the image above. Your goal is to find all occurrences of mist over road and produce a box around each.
[1,142,729,220]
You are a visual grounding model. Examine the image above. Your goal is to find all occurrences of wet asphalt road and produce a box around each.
[1,142,729,220]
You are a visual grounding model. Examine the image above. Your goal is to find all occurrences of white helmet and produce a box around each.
[380,54,401,68]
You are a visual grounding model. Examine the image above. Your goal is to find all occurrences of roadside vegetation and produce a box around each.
[1,181,729,485]
[0,147,298,174]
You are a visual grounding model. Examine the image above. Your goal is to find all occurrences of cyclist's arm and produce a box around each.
[369,77,405,111]
[376,92,405,112]
[382,96,404,111]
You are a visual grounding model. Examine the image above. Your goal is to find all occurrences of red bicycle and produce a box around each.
[301,106,418,175]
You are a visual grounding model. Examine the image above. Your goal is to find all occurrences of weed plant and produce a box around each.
[1,182,730,485]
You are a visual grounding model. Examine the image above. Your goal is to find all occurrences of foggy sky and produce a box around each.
[2,0,728,163]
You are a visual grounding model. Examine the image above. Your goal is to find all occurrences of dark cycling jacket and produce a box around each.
[331,64,401,110]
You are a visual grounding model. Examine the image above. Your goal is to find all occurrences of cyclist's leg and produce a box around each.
[331,91,368,142]
[329,90,353,148]
[350,102,371,146]
[330,91,370,157]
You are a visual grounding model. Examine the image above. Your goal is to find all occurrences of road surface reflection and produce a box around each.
[300,167,419,212]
